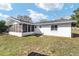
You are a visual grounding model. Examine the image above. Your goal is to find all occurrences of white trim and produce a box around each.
[22,32,35,36]
[9,32,35,37]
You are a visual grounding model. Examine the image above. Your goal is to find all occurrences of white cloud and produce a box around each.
[27,9,48,22]
[63,16,71,19]
[70,5,74,9]
[0,13,9,18]
[35,3,64,11]
[0,3,12,11]
[65,5,74,10]
[51,16,71,21]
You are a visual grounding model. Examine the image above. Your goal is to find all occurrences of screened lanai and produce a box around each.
[9,23,35,33]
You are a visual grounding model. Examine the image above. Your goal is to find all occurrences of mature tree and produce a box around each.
[17,15,32,23]
[71,8,79,27]
[39,19,49,22]
[0,20,7,33]
[5,15,32,26]
[5,17,15,26]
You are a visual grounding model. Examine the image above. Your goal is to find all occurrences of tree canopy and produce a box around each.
[6,16,32,26]
[39,19,49,22]
[5,17,15,26]
[71,8,79,27]
[0,20,7,33]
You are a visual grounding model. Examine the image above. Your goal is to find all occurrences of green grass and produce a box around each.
[0,28,79,56]
[0,35,78,56]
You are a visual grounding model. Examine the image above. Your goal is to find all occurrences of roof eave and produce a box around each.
[34,21,77,25]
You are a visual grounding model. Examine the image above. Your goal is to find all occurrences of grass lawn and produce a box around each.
[0,28,79,56]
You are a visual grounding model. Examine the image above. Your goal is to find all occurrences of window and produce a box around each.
[51,25,57,30]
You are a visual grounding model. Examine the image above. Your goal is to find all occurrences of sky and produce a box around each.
[0,3,79,22]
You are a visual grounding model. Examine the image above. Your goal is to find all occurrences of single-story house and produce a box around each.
[8,17,76,37]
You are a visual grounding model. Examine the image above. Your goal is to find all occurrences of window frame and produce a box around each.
[51,25,58,31]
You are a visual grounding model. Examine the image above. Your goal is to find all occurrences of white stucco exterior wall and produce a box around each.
[9,23,72,37]
[35,23,71,37]
[9,32,22,37]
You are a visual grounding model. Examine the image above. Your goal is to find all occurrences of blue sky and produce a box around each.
[0,3,79,22]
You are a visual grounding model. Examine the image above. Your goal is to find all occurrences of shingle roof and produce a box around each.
[34,19,76,25]
[11,16,76,25]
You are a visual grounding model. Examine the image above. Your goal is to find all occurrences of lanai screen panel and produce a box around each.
[23,24,27,32]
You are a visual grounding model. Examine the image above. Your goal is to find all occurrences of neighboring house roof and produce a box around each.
[34,19,76,25]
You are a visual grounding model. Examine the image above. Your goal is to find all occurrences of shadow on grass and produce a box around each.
[72,33,79,38]
[0,33,6,36]
[28,52,47,56]
[34,34,43,37]
[23,34,43,37]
